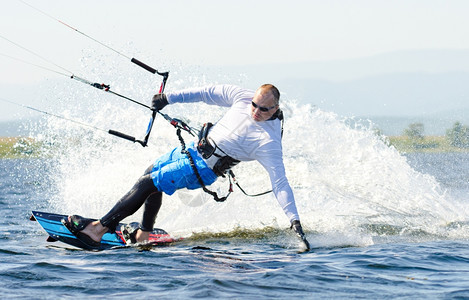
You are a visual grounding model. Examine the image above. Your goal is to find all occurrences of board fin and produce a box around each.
[47,236,58,242]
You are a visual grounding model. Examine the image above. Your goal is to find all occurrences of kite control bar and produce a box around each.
[107,71,169,147]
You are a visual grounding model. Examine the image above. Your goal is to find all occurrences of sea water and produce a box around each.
[1,59,469,298]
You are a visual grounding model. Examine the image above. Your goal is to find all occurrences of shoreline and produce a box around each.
[0,137,40,159]
[387,136,469,153]
[1,136,468,159]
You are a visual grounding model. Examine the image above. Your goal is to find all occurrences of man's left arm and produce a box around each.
[258,149,310,250]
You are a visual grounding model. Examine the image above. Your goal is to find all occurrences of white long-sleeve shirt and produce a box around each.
[166,85,300,222]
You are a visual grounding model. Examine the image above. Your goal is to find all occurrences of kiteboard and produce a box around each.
[30,211,176,251]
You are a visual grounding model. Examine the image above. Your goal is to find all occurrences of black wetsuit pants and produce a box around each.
[100,165,162,232]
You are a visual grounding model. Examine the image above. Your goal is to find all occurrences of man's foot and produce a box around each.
[62,215,108,248]
[122,222,151,244]
[135,229,150,243]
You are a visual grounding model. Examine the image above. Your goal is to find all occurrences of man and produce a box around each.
[64,84,310,249]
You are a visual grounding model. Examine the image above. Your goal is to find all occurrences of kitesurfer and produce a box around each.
[64,84,310,249]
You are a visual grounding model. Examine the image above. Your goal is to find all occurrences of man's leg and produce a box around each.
[134,164,163,242]
[76,165,159,243]
[134,191,162,242]
[100,169,159,232]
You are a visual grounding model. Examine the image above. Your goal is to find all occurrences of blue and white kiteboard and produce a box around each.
[30,211,176,251]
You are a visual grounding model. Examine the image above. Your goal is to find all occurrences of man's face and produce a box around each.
[251,89,279,122]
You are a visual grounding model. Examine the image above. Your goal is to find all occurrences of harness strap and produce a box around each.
[176,128,231,202]
[197,122,240,177]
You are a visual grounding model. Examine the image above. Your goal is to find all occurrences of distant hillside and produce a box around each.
[363,112,469,136]
[277,71,469,117]
[218,49,469,136]
[223,49,469,83]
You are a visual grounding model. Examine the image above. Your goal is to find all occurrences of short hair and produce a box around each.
[260,84,280,105]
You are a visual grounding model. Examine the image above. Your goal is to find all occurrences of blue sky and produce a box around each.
[1,0,469,121]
